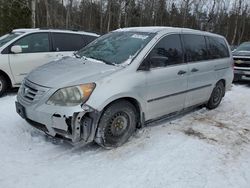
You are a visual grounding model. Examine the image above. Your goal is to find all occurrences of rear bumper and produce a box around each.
[16,100,100,145]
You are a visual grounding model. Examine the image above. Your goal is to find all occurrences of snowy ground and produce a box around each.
[1,82,250,188]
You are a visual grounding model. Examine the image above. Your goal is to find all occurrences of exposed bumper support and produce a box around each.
[16,102,101,145]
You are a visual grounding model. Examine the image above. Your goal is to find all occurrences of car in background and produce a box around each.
[0,28,99,96]
[230,45,238,51]
[16,27,233,148]
[232,42,250,81]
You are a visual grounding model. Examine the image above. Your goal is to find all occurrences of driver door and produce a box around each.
[142,34,188,120]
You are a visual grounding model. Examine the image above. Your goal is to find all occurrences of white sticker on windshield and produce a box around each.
[131,34,149,40]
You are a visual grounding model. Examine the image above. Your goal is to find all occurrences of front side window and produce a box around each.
[183,34,207,62]
[207,36,229,59]
[148,34,183,68]
[13,33,50,53]
[77,31,155,65]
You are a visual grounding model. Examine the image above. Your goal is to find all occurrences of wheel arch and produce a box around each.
[99,97,144,128]
[0,69,12,88]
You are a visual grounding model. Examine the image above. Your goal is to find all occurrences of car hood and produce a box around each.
[232,50,250,57]
[27,57,121,88]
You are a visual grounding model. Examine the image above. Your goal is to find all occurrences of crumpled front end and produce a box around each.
[16,79,100,145]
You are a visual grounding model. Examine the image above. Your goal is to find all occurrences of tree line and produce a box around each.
[0,0,250,45]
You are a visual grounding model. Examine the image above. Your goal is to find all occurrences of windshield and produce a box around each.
[235,42,250,52]
[0,33,21,48]
[77,31,155,65]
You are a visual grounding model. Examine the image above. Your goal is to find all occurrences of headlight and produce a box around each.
[46,83,95,106]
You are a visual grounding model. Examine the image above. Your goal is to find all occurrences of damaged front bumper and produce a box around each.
[16,101,100,145]
[15,79,101,145]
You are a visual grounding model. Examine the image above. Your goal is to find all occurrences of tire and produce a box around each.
[0,75,7,97]
[233,74,241,82]
[206,81,225,110]
[95,100,138,148]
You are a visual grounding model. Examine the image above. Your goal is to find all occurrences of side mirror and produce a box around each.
[150,56,168,67]
[11,45,22,54]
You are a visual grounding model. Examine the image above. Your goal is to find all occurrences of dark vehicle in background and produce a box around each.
[233,42,250,81]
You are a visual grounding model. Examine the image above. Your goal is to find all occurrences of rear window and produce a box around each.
[182,34,208,62]
[206,36,229,59]
[52,33,96,52]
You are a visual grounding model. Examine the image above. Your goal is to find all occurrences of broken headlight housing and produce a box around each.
[46,83,96,106]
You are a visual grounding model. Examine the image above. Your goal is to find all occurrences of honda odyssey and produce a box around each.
[16,27,233,148]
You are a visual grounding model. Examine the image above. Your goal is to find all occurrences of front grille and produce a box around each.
[233,57,250,68]
[23,83,38,101]
[19,79,49,105]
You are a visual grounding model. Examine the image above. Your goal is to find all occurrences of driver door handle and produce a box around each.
[191,68,199,72]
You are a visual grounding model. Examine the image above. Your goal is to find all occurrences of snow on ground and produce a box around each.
[1,83,250,188]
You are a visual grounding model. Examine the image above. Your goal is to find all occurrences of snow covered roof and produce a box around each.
[115,26,171,33]
[114,26,223,38]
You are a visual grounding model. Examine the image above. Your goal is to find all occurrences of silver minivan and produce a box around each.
[16,27,234,148]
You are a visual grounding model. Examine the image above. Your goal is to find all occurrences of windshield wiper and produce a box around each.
[73,52,88,61]
[73,52,81,58]
[89,56,117,66]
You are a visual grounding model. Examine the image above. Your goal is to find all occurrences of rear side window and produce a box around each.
[83,35,97,46]
[182,34,207,62]
[52,33,91,51]
[149,34,183,68]
[206,36,229,59]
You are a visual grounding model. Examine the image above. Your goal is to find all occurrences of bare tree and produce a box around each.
[66,0,73,29]
[44,0,51,27]
[31,0,36,28]
[231,0,242,44]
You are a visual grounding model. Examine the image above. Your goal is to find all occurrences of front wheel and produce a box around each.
[95,100,138,148]
[206,81,225,109]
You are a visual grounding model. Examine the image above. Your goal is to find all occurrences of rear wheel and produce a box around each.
[206,81,225,109]
[95,100,137,148]
[0,75,7,97]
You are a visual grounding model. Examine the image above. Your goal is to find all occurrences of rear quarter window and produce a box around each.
[206,36,230,59]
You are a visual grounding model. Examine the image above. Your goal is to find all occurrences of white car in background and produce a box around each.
[0,28,99,96]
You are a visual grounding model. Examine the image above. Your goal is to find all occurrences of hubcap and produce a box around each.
[108,112,129,137]
[0,80,2,92]
[212,86,222,104]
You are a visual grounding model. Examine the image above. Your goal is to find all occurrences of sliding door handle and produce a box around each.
[178,70,187,75]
